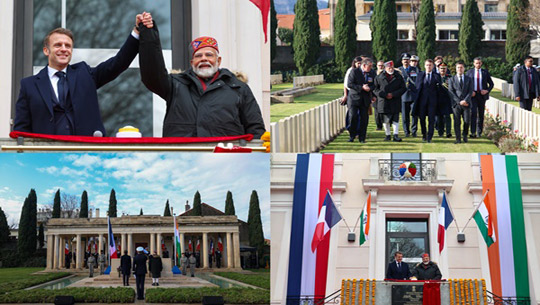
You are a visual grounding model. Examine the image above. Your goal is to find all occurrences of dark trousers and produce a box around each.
[401,101,418,135]
[373,102,383,129]
[419,114,436,140]
[436,114,452,136]
[136,274,145,299]
[453,105,471,141]
[347,101,370,141]
[520,97,534,111]
[471,95,486,136]
[123,273,129,286]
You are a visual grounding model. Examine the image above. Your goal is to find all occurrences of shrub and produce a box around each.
[498,135,523,152]
[307,61,344,83]
[213,272,270,289]
[481,57,514,83]
[145,287,269,304]
[0,287,134,303]
[0,272,71,294]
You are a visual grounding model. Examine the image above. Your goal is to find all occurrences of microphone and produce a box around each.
[93,130,103,137]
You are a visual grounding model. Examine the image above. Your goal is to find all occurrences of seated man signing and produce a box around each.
[138,13,266,138]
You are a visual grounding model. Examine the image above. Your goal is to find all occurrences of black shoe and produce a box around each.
[384,135,391,141]
[347,137,354,142]
[393,135,402,142]
[463,136,468,143]
[191,275,194,277]
[422,137,426,142]
[359,139,366,143]
[427,138,432,143]
[477,133,482,138]
[438,133,444,137]
[454,140,462,144]
[447,134,452,138]
[470,134,477,138]
[156,283,159,286]
[376,127,383,131]
[405,133,410,137]
[412,132,417,137]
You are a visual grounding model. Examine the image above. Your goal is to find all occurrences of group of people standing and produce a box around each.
[344,53,500,144]
[385,251,442,281]
[118,247,164,300]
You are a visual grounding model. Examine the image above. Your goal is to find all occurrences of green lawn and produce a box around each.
[321,112,500,153]
[489,89,540,115]
[214,272,270,290]
[0,267,45,283]
[271,83,293,92]
[271,83,343,122]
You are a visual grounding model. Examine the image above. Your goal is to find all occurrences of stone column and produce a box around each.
[98,234,103,255]
[226,232,233,268]
[180,233,185,255]
[46,234,54,269]
[202,232,209,268]
[59,236,65,268]
[127,233,133,256]
[233,232,241,268]
[53,235,59,269]
[76,234,82,269]
[150,233,156,254]
[157,233,162,256]
[121,234,126,256]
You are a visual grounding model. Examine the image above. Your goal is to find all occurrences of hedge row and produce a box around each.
[213,272,270,289]
[145,287,270,304]
[0,272,71,294]
[0,287,134,303]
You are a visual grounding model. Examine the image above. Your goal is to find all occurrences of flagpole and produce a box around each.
[107,217,111,267]
[173,214,177,267]
[352,190,371,233]
[443,190,460,232]
[461,189,489,233]
[326,190,353,232]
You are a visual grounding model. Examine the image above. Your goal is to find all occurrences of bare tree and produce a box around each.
[409,0,440,40]
[61,193,80,218]
[524,0,540,40]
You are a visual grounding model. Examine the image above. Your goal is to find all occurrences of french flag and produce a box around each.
[437,193,455,253]
[218,237,224,252]
[188,240,193,252]
[311,191,342,252]
[196,240,201,252]
[108,217,118,259]
[210,239,215,255]
[287,154,335,302]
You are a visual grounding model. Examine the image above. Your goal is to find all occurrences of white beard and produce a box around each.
[193,63,219,78]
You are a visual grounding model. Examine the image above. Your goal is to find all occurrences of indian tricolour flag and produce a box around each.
[359,193,371,246]
[174,216,181,266]
[473,191,496,247]
[480,155,529,299]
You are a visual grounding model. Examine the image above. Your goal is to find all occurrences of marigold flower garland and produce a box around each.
[352,279,357,305]
[475,279,480,305]
[365,279,370,304]
[372,279,376,305]
[482,279,488,305]
[449,279,455,305]
[460,279,465,305]
[359,279,364,305]
[340,280,345,305]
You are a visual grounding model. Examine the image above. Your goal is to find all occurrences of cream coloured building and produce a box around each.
[271,153,540,304]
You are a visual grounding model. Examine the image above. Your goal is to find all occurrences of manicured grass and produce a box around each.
[271,83,343,122]
[214,272,270,289]
[145,287,269,304]
[0,270,72,294]
[320,113,501,153]
[0,287,134,303]
[0,267,45,283]
[489,89,540,115]
[271,83,293,92]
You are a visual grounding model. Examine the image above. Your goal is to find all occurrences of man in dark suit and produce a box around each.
[413,59,441,143]
[133,247,148,300]
[120,250,131,286]
[386,251,411,280]
[448,61,474,144]
[466,57,494,137]
[347,58,376,143]
[514,56,540,111]
[13,16,141,136]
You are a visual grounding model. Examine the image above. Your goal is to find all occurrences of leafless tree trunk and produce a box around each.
[525,0,540,40]
[61,193,80,218]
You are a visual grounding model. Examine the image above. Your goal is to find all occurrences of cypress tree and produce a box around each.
[459,0,484,64]
[79,190,89,218]
[38,223,44,249]
[28,189,37,254]
[371,0,397,62]
[224,191,236,215]
[416,0,436,63]
[0,207,10,245]
[334,0,357,73]
[139,208,143,216]
[52,189,61,218]
[164,200,172,216]
[271,0,278,62]
[247,190,265,267]
[108,189,117,217]
[293,0,321,75]
[192,191,202,216]
[506,0,530,64]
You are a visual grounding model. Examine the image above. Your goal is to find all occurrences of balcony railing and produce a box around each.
[378,159,437,181]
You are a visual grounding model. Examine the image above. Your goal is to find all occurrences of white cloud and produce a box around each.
[37,166,59,175]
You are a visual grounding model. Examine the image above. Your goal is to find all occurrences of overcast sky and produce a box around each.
[0,153,270,238]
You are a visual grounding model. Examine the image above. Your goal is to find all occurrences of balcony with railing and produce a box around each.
[378,159,437,182]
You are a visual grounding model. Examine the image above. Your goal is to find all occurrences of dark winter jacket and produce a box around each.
[373,71,407,114]
[412,261,442,280]
[139,23,266,138]
[148,255,163,278]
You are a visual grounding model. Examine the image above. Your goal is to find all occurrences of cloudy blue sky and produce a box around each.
[0,153,270,238]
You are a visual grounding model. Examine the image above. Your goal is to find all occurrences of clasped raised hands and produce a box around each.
[134,11,153,34]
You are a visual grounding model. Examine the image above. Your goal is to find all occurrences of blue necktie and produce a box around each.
[55,71,67,107]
